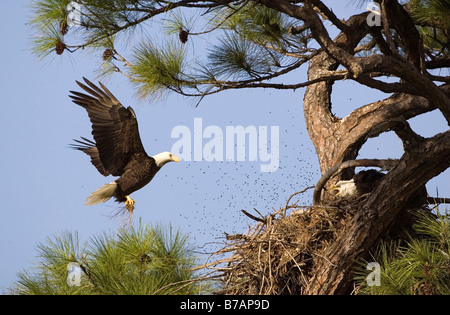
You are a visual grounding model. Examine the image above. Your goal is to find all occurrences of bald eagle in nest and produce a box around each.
[69,78,180,213]
[331,169,385,198]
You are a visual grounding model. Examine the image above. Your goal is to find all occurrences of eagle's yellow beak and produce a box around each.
[171,154,180,163]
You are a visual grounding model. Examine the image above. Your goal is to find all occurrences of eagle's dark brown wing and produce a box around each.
[69,77,147,176]
[70,137,109,176]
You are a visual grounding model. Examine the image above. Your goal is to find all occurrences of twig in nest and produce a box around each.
[283,186,315,217]
[241,209,266,223]
[426,197,450,204]
[225,233,248,241]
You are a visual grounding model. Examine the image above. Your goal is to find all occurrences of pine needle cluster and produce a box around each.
[10,222,209,295]
[130,40,186,100]
[356,208,450,295]
[407,0,450,52]
[28,0,309,101]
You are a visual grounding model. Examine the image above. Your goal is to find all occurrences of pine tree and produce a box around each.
[10,223,210,295]
[29,0,450,294]
[356,208,450,295]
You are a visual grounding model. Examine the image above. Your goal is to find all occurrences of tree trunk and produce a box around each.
[304,131,450,294]
[300,8,450,294]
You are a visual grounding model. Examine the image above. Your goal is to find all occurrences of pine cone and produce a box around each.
[269,22,281,35]
[55,40,66,55]
[179,29,189,44]
[102,48,114,61]
[59,20,69,36]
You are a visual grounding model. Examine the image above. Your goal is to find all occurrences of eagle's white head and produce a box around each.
[330,179,357,198]
[153,152,180,167]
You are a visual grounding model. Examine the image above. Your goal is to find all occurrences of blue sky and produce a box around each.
[0,1,448,291]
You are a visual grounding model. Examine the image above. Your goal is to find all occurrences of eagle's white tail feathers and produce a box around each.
[85,182,117,206]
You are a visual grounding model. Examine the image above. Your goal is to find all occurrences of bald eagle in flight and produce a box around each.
[69,78,180,213]
[331,169,385,198]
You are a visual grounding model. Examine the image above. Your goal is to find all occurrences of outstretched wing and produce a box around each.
[69,77,147,176]
[70,137,109,176]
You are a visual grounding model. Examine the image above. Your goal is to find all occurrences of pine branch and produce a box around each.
[10,223,209,295]
[129,39,185,99]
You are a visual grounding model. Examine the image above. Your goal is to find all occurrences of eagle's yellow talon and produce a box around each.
[125,195,135,213]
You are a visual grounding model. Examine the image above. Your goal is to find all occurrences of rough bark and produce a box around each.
[261,0,450,294]
[305,131,450,294]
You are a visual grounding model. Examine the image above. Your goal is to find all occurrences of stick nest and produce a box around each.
[207,196,364,295]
